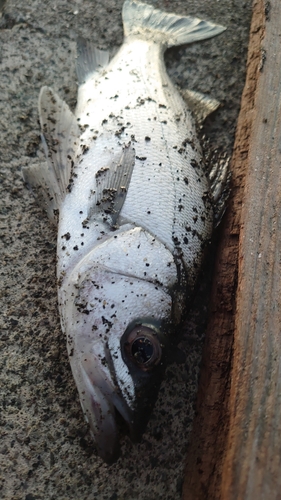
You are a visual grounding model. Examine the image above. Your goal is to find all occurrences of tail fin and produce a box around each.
[122,0,225,48]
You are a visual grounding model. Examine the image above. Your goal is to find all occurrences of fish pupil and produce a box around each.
[131,337,153,365]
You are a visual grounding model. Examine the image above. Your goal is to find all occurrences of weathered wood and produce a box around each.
[222,0,281,496]
[182,0,265,498]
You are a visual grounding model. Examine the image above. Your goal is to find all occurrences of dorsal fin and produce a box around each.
[22,86,80,223]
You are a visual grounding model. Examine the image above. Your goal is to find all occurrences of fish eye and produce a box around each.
[123,324,162,371]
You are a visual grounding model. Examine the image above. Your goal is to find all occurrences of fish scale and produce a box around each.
[22,0,226,463]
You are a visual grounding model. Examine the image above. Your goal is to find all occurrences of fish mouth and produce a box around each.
[86,378,133,464]
[79,339,163,463]
[80,352,136,464]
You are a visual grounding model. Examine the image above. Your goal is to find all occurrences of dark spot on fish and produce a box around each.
[73,245,78,251]
[102,119,108,125]
[159,103,166,108]
[145,136,151,141]
[48,116,56,125]
[95,166,109,178]
[192,229,204,241]
[136,156,147,161]
[182,137,196,149]
[184,177,189,185]
[61,232,71,240]
[115,126,125,137]
[191,159,199,169]
[102,316,113,330]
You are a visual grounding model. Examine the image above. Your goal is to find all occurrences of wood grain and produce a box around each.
[183,0,265,498]
[222,0,281,496]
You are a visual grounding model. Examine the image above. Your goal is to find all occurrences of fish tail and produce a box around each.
[122,0,225,47]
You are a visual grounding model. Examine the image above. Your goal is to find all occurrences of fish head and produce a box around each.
[63,227,186,463]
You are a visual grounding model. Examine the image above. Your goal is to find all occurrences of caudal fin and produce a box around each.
[122,0,225,48]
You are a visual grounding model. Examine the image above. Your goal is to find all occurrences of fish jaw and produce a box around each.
[74,349,133,464]
[67,311,169,463]
[71,328,166,463]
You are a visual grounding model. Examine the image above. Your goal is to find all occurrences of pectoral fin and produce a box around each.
[89,143,135,226]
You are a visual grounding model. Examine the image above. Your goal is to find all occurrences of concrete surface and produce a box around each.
[0,1,251,499]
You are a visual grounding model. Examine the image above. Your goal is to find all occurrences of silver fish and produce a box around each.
[23,0,227,463]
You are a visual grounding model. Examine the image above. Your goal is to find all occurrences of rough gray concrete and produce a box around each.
[0,1,251,499]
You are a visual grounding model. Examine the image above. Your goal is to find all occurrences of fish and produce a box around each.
[22,0,227,463]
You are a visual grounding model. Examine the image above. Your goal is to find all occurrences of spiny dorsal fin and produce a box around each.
[22,87,80,223]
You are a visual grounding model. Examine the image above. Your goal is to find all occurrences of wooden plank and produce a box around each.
[182,0,265,498]
[221,0,281,496]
